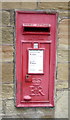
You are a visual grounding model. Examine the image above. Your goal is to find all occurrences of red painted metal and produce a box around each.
[16,11,57,107]
[22,23,51,35]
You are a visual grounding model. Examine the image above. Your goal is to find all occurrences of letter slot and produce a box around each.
[22,24,51,35]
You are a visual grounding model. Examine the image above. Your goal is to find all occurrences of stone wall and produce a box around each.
[0,2,69,118]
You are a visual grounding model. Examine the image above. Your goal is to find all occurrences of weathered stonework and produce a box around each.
[2,84,14,100]
[55,90,68,118]
[2,27,13,44]
[2,2,37,9]
[57,63,68,81]
[56,80,68,90]
[0,99,4,117]
[2,11,10,26]
[1,1,69,119]
[0,45,2,63]
[2,62,13,84]
[5,99,54,118]
[59,10,69,18]
[58,19,69,46]
[0,85,2,101]
[38,2,68,10]
[0,27,2,44]
[10,11,15,26]
[0,11,2,26]
[57,49,68,62]
[2,45,13,62]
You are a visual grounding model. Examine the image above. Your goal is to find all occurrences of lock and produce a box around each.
[25,74,32,82]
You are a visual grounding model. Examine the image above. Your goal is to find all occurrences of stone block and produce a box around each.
[2,11,10,26]
[57,63,68,81]
[0,99,4,117]
[55,90,68,118]
[56,80,68,90]
[2,27,13,44]
[68,50,70,61]
[0,84,2,100]
[2,2,36,9]
[0,99,2,112]
[59,11,69,18]
[57,49,68,62]
[0,2,2,9]
[5,99,54,118]
[2,84,14,100]
[0,45,2,62]
[0,62,2,82]
[0,27,2,44]
[38,2,68,10]
[57,44,68,51]
[5,99,36,117]
[35,108,55,118]
[0,11,2,26]
[2,45,14,62]
[2,62,13,84]
[58,19,69,46]
[10,11,15,26]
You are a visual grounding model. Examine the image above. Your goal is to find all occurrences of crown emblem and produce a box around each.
[32,78,42,85]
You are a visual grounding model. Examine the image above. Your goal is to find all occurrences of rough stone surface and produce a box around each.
[56,80,68,90]
[2,2,37,9]
[0,99,2,113]
[58,44,68,51]
[69,50,70,61]
[0,11,2,26]
[2,45,14,62]
[35,108,54,118]
[0,62,2,81]
[0,45,2,63]
[58,19,69,46]
[3,90,68,118]
[2,11,10,26]
[1,2,69,119]
[10,11,15,26]
[55,90,68,118]
[0,85,2,101]
[5,100,36,116]
[57,63,68,81]
[0,27,2,44]
[68,91,70,119]
[57,49,68,62]
[38,2,68,10]
[2,62,13,84]
[0,99,4,118]
[2,27,14,44]
[59,10,69,18]
[0,2,2,9]
[5,99,54,118]
[2,84,14,100]
[0,10,15,26]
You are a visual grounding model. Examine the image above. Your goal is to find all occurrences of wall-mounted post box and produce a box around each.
[16,11,57,107]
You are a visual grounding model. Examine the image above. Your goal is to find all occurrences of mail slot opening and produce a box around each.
[24,27,50,32]
[22,25,51,35]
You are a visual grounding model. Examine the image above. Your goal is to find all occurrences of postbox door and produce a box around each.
[20,40,50,106]
[16,11,57,107]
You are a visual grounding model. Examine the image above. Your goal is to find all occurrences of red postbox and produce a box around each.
[16,11,57,107]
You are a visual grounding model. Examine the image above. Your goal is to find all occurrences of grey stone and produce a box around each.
[2,27,13,44]
[55,90,68,118]
[2,11,10,26]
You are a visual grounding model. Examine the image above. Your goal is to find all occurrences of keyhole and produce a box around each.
[26,75,29,79]
[25,74,32,82]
